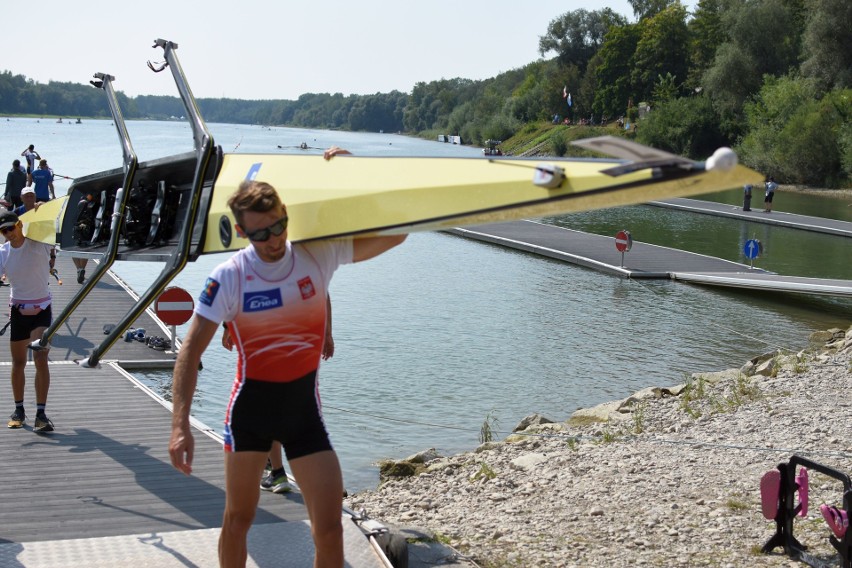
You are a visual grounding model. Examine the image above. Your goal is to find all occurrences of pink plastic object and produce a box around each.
[760,470,780,520]
[796,467,809,517]
[820,504,849,539]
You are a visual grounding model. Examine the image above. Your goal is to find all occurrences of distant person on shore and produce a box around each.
[0,210,56,432]
[30,159,54,201]
[763,176,777,213]
[4,160,27,209]
[20,145,40,186]
[743,184,753,212]
[169,152,405,567]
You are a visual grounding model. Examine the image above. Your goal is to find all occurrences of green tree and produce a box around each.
[800,0,852,90]
[628,0,677,20]
[702,42,760,115]
[636,94,726,158]
[653,72,680,104]
[590,24,641,118]
[687,0,732,89]
[739,76,851,186]
[538,9,628,72]
[631,4,690,103]
[701,0,802,130]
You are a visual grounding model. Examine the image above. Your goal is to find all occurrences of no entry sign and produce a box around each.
[155,287,195,326]
[615,230,632,253]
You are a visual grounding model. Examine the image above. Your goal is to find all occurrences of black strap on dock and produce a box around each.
[762,455,851,568]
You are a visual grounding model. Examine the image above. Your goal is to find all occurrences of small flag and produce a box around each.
[562,86,567,99]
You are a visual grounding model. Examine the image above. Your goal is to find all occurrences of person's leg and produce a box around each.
[10,338,29,420]
[288,450,344,568]
[260,440,292,493]
[73,258,88,284]
[269,440,284,470]
[220,450,267,568]
[31,325,51,428]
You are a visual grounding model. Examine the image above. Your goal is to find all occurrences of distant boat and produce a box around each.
[75,118,82,124]
[483,139,503,156]
[438,134,463,144]
[56,117,63,123]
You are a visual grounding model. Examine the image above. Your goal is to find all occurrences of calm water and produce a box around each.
[2,117,850,492]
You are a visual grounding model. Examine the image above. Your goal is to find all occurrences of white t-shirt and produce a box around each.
[195,239,352,382]
[0,238,53,306]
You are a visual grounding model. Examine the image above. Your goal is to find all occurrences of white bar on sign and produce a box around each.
[159,301,194,310]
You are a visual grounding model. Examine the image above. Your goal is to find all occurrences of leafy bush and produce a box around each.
[740,76,851,186]
[551,132,568,156]
[636,94,726,158]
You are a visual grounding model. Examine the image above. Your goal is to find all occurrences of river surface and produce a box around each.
[2,117,850,492]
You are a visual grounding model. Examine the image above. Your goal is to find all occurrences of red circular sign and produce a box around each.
[155,287,195,326]
[615,230,632,252]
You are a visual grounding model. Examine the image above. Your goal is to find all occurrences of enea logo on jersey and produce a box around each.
[199,277,220,307]
[243,289,283,312]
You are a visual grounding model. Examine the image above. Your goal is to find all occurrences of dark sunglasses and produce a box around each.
[0,225,17,235]
[242,216,288,242]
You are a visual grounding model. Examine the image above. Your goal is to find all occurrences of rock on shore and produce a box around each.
[345,326,852,567]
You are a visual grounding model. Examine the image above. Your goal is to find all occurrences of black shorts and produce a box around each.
[10,305,52,342]
[223,371,333,460]
[764,192,774,203]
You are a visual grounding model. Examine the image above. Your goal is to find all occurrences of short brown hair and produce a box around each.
[227,180,284,225]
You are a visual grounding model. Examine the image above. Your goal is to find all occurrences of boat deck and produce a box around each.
[0,257,386,567]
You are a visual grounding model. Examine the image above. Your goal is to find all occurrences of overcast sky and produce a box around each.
[3,0,695,101]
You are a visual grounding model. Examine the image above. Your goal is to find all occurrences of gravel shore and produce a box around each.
[345,326,852,567]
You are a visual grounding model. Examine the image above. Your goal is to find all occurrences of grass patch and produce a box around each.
[479,409,501,444]
[631,401,647,434]
[567,415,608,427]
[471,462,497,482]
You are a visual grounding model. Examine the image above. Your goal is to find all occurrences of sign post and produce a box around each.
[615,230,632,268]
[743,238,762,269]
[155,287,194,351]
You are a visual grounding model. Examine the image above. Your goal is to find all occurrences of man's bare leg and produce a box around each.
[289,450,344,568]
[220,451,267,567]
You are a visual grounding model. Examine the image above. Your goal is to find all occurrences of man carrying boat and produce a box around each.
[169,148,405,568]
[0,210,56,431]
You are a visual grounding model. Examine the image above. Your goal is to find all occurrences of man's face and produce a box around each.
[237,205,288,263]
[22,193,35,208]
[0,222,21,244]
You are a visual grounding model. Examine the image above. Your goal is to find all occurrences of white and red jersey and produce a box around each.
[195,239,352,382]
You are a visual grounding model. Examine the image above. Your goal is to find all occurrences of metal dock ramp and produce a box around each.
[449,220,762,279]
[650,198,852,238]
[449,219,852,297]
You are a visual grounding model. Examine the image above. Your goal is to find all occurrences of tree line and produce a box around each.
[0,0,849,186]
